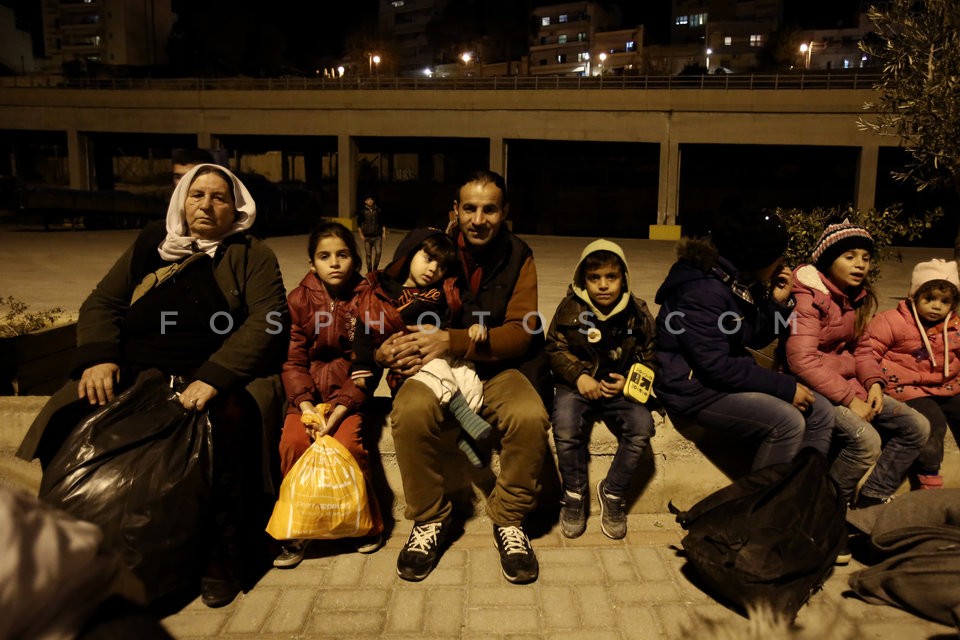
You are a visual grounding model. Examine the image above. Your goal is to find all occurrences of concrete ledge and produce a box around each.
[0,397,46,495]
[4,397,958,522]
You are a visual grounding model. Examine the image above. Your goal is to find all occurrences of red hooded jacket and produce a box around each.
[281,271,368,413]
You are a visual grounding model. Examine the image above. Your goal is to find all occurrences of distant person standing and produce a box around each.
[358,195,386,274]
[171,149,216,188]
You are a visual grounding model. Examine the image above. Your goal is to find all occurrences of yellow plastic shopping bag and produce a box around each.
[266,435,373,540]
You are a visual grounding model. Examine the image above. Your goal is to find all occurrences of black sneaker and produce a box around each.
[493,524,539,584]
[200,576,242,608]
[597,479,627,540]
[559,491,587,539]
[852,493,892,509]
[397,520,448,582]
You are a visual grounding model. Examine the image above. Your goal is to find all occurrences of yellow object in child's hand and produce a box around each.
[301,412,324,427]
[624,363,655,404]
[300,402,332,428]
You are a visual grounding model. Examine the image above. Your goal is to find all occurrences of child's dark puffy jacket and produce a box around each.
[653,237,797,415]
[546,290,656,390]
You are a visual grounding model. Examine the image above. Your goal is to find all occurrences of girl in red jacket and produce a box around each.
[275,222,383,567]
[786,220,929,509]
[857,258,960,490]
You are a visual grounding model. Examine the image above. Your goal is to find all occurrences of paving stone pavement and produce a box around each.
[160,514,955,639]
[1,224,956,639]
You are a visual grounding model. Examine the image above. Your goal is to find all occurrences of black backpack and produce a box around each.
[669,449,847,621]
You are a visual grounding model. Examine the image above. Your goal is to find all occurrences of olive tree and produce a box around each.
[859,0,960,255]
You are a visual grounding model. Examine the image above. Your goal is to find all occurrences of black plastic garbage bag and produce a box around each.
[669,449,847,622]
[39,369,212,604]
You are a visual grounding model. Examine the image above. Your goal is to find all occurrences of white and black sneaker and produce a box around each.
[835,537,852,565]
[597,479,627,540]
[559,491,587,539]
[273,539,309,568]
[493,524,539,584]
[397,519,448,581]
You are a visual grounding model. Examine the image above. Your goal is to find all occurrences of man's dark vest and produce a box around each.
[457,229,552,409]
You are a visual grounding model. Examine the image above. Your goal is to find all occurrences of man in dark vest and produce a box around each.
[376,170,551,584]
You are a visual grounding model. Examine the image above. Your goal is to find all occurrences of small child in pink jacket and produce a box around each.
[857,258,960,490]
[785,220,929,509]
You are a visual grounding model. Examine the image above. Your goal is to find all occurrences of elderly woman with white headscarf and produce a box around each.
[19,164,289,608]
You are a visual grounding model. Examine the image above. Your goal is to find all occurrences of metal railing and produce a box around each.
[1,71,881,92]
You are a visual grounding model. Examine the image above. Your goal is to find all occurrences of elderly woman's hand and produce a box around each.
[180,380,218,411]
[78,363,121,405]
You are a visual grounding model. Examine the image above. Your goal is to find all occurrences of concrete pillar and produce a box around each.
[66,129,90,190]
[489,137,506,177]
[337,134,358,227]
[651,140,682,239]
[657,140,680,225]
[856,144,879,212]
[196,132,214,150]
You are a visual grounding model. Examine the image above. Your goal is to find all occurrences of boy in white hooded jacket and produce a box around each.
[545,239,658,540]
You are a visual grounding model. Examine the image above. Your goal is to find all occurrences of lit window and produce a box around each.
[750,34,764,46]
[578,32,587,41]
[542,16,550,26]
[577,52,589,62]
[391,0,404,6]
[676,15,688,25]
[558,34,567,43]
[843,59,851,69]
[724,36,732,46]
[559,14,568,23]
[557,54,567,63]
[626,40,636,51]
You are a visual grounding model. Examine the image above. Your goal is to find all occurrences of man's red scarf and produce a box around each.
[457,233,483,296]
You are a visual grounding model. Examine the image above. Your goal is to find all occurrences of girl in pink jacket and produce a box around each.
[856,258,960,490]
[785,220,929,509]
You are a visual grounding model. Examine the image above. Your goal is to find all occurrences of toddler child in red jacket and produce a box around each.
[352,228,491,467]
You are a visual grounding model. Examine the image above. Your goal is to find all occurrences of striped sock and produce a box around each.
[457,435,484,468]
[448,391,492,441]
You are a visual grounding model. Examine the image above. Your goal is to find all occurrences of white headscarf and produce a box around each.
[158,163,257,262]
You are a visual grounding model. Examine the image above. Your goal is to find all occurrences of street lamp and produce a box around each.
[368,53,381,76]
[799,42,812,69]
[705,48,713,72]
[598,52,607,76]
[460,52,475,76]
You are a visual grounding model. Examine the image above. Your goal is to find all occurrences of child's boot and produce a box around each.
[913,473,944,490]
